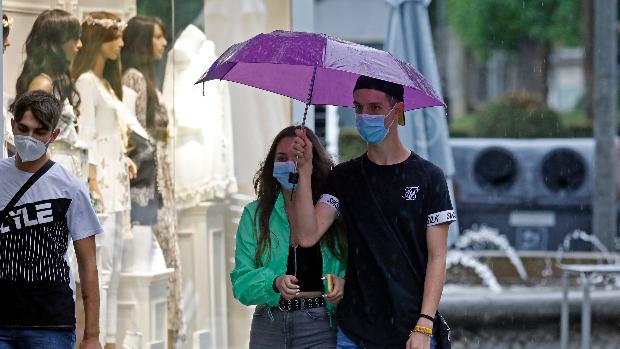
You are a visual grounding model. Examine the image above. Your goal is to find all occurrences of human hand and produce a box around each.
[275,275,300,300]
[88,178,105,212]
[405,331,431,349]
[406,319,433,349]
[127,157,137,179]
[292,128,313,178]
[323,274,344,306]
[79,335,102,349]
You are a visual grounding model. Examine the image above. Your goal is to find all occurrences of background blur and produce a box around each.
[2,0,619,348]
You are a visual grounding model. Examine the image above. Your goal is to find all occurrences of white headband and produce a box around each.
[83,15,127,31]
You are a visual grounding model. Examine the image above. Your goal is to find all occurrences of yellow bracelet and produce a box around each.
[414,325,433,336]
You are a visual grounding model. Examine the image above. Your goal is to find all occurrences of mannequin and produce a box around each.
[2,13,12,158]
[72,12,134,349]
[162,24,236,208]
[14,9,86,179]
[121,16,184,347]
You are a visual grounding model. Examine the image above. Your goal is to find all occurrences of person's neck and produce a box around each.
[366,131,410,165]
[93,55,106,80]
[15,154,50,173]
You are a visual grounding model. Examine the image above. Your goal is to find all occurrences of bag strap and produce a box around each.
[0,160,55,224]
[359,155,423,284]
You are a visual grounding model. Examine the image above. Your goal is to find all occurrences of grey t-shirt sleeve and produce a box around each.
[67,183,103,241]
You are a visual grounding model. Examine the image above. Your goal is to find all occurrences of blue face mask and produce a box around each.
[355,107,396,144]
[273,160,296,191]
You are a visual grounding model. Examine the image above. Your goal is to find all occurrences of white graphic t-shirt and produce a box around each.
[0,157,102,329]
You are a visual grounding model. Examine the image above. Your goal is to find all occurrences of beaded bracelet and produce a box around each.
[412,329,433,338]
[419,313,435,323]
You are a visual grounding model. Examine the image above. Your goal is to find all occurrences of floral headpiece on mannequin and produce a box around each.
[2,16,13,29]
[83,15,127,31]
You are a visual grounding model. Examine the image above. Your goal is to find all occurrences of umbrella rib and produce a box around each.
[301,65,318,129]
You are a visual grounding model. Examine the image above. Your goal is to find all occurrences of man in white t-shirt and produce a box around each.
[0,91,102,349]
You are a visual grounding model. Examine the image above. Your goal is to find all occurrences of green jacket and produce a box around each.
[230,192,346,315]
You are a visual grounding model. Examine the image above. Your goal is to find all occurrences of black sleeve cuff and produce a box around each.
[272,276,280,293]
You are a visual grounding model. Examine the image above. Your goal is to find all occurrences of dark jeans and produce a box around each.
[336,328,437,349]
[0,328,76,349]
[249,304,337,349]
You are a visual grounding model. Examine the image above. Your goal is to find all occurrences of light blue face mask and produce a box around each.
[355,107,396,144]
[273,160,296,191]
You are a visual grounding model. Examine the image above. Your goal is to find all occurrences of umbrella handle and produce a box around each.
[290,66,317,191]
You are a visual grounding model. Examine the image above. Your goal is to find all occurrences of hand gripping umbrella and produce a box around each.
[196,30,445,189]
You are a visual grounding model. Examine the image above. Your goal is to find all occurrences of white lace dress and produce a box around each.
[75,71,131,215]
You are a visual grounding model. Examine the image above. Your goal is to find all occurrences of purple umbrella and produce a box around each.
[196,30,444,126]
[196,30,444,187]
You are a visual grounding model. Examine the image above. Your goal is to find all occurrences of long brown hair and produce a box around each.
[121,16,166,128]
[71,11,124,100]
[15,9,81,114]
[253,126,347,265]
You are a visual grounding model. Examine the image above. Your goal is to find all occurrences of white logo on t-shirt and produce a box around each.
[0,203,54,234]
[403,186,420,201]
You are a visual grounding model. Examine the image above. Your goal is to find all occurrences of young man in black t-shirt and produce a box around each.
[0,91,102,349]
[293,76,456,349]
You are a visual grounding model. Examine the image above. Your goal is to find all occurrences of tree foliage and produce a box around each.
[446,0,581,59]
[474,94,567,138]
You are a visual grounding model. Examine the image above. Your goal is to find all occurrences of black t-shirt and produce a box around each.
[0,158,102,329]
[319,152,456,349]
[286,244,324,292]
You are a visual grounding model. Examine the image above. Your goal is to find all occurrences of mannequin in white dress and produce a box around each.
[72,12,134,349]
[2,13,13,159]
[162,25,236,208]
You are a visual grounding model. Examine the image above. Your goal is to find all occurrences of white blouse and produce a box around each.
[75,71,130,213]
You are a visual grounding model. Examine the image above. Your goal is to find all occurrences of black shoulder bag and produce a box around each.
[360,156,451,349]
[0,160,55,224]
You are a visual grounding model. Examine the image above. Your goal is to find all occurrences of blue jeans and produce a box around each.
[337,328,436,349]
[0,328,76,349]
[249,304,337,348]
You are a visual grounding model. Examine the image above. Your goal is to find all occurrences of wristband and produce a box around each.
[419,313,435,323]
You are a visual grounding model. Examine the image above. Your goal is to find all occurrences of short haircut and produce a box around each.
[353,75,404,102]
[9,90,62,130]
[353,75,406,125]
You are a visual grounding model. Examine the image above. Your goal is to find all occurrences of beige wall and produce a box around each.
[264,0,291,32]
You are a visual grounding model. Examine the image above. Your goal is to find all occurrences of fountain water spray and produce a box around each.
[446,251,502,293]
[455,226,528,281]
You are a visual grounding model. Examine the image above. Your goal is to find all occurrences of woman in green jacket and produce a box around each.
[231,126,347,348]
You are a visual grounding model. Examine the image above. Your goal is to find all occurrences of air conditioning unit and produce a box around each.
[451,138,595,251]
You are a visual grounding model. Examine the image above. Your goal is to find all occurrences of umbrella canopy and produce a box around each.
[196,30,444,111]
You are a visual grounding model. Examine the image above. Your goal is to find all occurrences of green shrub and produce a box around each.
[338,128,366,162]
[473,94,568,138]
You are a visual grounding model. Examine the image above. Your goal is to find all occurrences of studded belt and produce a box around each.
[278,296,325,312]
